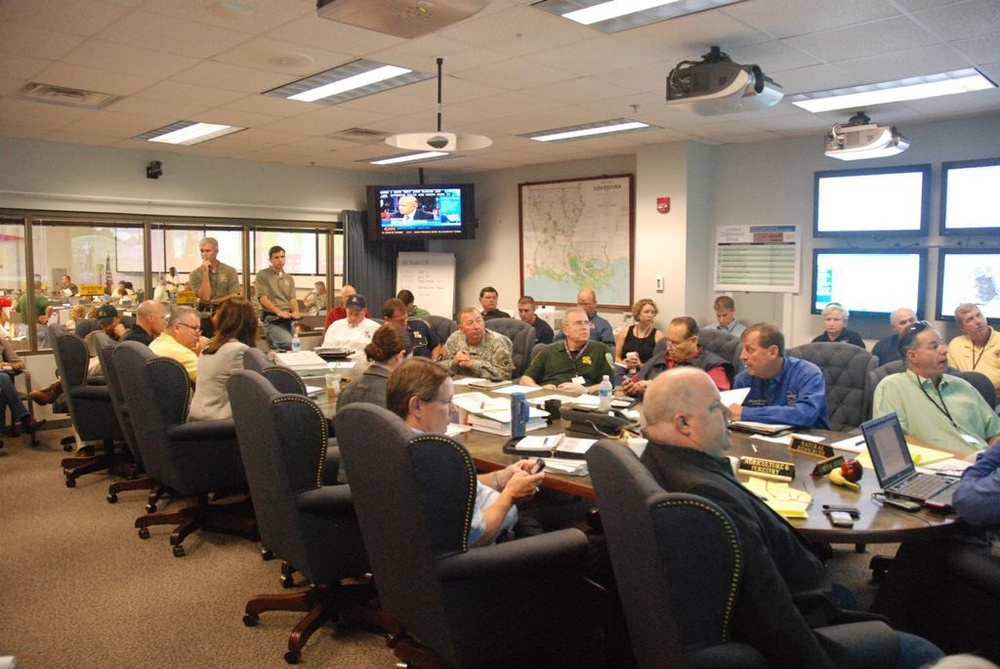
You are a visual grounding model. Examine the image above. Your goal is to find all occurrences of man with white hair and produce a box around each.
[871,307,918,365]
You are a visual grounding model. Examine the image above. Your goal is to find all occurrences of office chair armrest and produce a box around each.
[437,528,589,582]
[295,484,355,516]
[86,376,107,386]
[166,419,237,442]
[324,442,340,485]
[813,621,898,668]
[69,385,112,401]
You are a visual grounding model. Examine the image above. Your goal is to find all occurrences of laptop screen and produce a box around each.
[861,412,915,488]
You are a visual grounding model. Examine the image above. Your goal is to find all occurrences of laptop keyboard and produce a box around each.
[893,474,953,499]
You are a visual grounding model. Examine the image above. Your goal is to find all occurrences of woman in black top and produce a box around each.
[812,302,865,348]
[616,298,664,374]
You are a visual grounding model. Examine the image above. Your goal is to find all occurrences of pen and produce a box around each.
[751,443,758,453]
[855,439,866,446]
[542,437,549,446]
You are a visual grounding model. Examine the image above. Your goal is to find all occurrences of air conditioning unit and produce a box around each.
[666,46,783,115]
[316,0,489,39]
[825,113,910,161]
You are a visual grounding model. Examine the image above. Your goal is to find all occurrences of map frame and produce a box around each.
[518,174,634,310]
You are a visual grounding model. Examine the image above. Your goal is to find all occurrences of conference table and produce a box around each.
[316,364,964,544]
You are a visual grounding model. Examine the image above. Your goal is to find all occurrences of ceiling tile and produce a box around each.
[96,9,250,59]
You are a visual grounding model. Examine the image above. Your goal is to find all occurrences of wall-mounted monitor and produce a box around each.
[813,164,930,238]
[936,248,1000,323]
[367,184,475,241]
[940,157,1000,235]
[812,248,926,317]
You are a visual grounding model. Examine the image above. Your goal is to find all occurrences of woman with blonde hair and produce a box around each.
[615,297,664,373]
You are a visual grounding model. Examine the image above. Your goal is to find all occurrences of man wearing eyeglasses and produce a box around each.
[874,319,1000,454]
[520,307,616,392]
[150,306,204,383]
[622,316,734,396]
[728,323,829,429]
[641,367,943,668]
[871,307,918,365]
[948,303,1000,393]
[554,288,615,348]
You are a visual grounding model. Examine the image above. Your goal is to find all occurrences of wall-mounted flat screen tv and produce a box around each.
[812,248,926,317]
[367,184,475,240]
[936,248,1000,323]
[940,157,1000,235]
[813,164,930,238]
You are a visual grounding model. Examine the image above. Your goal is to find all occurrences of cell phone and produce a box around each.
[882,497,922,512]
[530,458,546,474]
[827,510,854,528]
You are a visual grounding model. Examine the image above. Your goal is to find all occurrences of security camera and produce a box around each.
[426,135,450,150]
[146,161,163,179]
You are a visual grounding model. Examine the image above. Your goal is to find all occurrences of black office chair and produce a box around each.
[586,440,900,668]
[697,326,744,372]
[426,315,457,348]
[788,342,876,431]
[241,346,272,374]
[114,341,255,557]
[336,404,597,668]
[50,326,129,488]
[485,317,536,379]
[228,371,369,664]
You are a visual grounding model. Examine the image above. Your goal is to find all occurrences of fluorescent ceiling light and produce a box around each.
[524,118,655,142]
[534,0,745,33]
[265,59,433,106]
[368,151,449,165]
[135,121,244,145]
[792,68,996,113]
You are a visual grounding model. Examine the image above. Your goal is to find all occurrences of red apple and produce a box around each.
[840,459,863,483]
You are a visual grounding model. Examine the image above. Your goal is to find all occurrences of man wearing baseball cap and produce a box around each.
[321,294,379,358]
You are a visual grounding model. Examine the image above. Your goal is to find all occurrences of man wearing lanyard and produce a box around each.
[874,320,1000,454]
[948,303,1000,393]
[520,307,616,393]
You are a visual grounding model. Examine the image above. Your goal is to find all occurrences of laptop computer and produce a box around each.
[861,412,959,507]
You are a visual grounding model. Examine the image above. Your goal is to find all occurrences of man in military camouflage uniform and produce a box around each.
[440,307,514,381]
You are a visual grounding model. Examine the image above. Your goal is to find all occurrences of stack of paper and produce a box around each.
[540,458,588,476]
[740,476,812,519]
[510,434,596,457]
[274,351,329,374]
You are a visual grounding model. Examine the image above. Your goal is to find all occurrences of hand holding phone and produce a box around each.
[530,458,546,474]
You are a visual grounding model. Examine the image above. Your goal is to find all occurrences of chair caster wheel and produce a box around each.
[260,547,275,561]
[65,477,76,488]
[243,613,259,627]
[284,650,301,665]
[172,545,185,558]
[107,492,118,504]
[145,502,157,513]
[137,527,150,540]
[63,442,74,452]
[281,575,295,589]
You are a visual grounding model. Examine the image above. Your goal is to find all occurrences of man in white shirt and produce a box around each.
[322,294,379,358]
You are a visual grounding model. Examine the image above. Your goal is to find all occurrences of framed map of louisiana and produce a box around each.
[519,174,634,309]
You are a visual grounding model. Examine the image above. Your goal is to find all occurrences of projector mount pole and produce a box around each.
[436,57,444,133]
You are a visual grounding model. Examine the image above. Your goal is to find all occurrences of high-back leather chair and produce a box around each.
[228,371,368,664]
[788,342,876,431]
[426,315,457,348]
[241,347,272,374]
[50,326,126,487]
[114,341,253,557]
[586,441,899,668]
[485,317,536,378]
[698,327,744,372]
[335,404,595,667]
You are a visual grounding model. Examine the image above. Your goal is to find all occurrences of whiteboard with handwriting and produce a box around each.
[396,252,455,319]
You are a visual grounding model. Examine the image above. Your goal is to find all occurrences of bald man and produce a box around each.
[871,308,917,365]
[324,284,371,330]
[554,288,615,348]
[121,300,168,346]
[639,367,941,668]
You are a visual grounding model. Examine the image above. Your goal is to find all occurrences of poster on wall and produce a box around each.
[518,174,634,309]
[714,225,799,293]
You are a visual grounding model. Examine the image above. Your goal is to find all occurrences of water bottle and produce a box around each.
[510,392,529,438]
[291,332,301,352]
[598,375,612,412]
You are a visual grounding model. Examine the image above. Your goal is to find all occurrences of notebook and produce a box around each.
[861,412,959,507]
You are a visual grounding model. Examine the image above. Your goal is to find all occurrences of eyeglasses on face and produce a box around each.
[176,322,202,333]
[567,320,592,328]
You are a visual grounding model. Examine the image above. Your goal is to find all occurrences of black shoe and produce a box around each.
[20,415,45,434]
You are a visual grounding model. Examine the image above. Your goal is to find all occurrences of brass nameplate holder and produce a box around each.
[738,456,795,482]
[789,437,834,459]
[811,454,845,477]
[175,290,197,305]
[79,284,105,297]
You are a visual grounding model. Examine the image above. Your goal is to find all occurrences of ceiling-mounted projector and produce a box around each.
[666,46,783,115]
[316,0,489,39]
[825,112,909,161]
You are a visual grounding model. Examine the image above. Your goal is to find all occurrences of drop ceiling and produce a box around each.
[0,0,998,173]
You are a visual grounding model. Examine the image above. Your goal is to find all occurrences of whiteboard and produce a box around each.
[396,252,456,318]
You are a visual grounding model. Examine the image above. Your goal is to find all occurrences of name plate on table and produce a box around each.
[789,437,834,459]
[175,290,197,305]
[79,284,105,297]
[738,456,795,482]
[810,454,845,477]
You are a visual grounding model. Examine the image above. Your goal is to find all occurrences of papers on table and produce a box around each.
[917,457,974,477]
[728,420,795,435]
[488,384,543,395]
[510,435,596,456]
[540,458,588,476]
[446,423,471,437]
[719,387,751,406]
[275,351,329,374]
[856,442,955,470]
[740,476,811,519]
[305,385,325,398]
[452,377,482,386]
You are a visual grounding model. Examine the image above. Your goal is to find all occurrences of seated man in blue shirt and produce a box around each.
[728,322,829,429]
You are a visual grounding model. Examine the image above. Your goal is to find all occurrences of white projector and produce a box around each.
[666,59,783,115]
[825,123,910,161]
[316,0,489,39]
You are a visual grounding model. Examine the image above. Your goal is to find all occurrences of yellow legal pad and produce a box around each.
[856,442,954,470]
[740,476,812,519]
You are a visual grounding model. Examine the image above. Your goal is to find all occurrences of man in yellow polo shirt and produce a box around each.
[150,306,203,383]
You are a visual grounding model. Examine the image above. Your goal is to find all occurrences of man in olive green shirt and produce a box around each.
[254,245,299,351]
